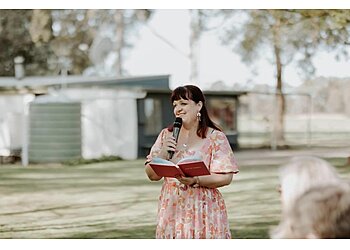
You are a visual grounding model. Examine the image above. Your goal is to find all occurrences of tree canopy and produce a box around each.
[0,9,152,77]
[217,9,350,147]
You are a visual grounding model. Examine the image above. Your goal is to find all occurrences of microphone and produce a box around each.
[168,117,182,159]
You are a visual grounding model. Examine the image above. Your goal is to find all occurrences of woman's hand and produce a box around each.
[176,176,198,187]
[157,133,177,160]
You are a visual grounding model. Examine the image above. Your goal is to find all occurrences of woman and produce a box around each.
[145,85,239,239]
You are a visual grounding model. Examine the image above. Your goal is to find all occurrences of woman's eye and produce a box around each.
[173,101,187,108]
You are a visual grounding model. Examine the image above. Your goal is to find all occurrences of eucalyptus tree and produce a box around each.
[189,10,203,83]
[218,9,350,148]
[49,10,97,75]
[114,9,152,76]
[1,9,154,77]
[85,9,152,76]
[188,10,226,83]
[0,9,93,76]
[0,10,53,76]
[29,9,53,44]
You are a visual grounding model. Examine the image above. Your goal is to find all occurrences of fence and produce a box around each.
[238,92,350,149]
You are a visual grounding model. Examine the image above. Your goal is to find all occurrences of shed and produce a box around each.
[0,75,246,164]
[0,75,170,164]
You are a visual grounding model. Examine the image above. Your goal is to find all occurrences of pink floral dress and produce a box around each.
[146,128,239,239]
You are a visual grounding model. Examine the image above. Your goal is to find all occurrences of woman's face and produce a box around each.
[172,98,201,125]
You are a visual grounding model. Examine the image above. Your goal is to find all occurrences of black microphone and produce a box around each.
[168,117,182,159]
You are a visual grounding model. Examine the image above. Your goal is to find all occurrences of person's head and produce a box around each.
[271,183,350,238]
[170,84,221,138]
[278,156,341,212]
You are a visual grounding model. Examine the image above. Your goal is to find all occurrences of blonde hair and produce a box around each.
[271,183,350,238]
[278,156,340,213]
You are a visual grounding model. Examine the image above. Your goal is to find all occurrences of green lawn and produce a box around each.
[1,155,349,239]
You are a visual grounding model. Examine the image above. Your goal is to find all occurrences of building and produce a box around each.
[0,75,246,164]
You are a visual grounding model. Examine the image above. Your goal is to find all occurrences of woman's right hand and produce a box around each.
[157,133,177,160]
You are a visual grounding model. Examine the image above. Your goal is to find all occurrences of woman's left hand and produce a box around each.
[176,176,197,187]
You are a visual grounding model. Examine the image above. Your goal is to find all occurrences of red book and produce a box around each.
[149,157,210,178]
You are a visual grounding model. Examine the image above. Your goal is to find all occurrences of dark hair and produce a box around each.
[170,85,221,138]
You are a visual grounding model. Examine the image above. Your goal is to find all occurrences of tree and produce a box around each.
[0,10,53,76]
[188,10,226,83]
[85,9,152,76]
[0,9,153,77]
[29,9,53,44]
[189,10,202,83]
[50,10,96,75]
[218,10,350,148]
[0,9,93,76]
[114,10,125,76]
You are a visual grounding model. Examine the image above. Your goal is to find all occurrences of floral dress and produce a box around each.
[146,128,239,239]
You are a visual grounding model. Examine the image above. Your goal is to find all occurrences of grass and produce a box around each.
[1,154,350,239]
[67,226,156,239]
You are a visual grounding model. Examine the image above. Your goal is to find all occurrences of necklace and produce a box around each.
[180,130,194,149]
[182,136,191,149]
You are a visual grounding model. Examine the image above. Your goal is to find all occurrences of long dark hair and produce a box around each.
[170,85,221,138]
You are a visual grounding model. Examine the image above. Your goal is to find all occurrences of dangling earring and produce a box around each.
[196,112,201,121]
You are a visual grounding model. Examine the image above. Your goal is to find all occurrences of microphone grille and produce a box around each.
[174,117,182,128]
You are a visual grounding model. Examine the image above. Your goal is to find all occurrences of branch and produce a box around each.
[144,23,188,58]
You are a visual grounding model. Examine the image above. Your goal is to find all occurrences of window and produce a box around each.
[144,98,162,135]
[207,97,236,133]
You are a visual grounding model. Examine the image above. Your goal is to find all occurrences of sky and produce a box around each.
[125,9,350,90]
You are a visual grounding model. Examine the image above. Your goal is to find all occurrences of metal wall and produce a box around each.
[28,103,82,163]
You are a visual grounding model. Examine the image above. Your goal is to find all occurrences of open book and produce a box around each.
[149,157,210,178]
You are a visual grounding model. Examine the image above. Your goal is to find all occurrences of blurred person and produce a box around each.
[277,156,341,212]
[271,156,350,238]
[144,84,239,239]
[271,183,350,238]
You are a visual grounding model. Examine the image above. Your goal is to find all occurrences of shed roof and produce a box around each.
[0,74,170,93]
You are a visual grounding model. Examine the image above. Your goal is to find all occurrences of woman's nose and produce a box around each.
[174,106,181,114]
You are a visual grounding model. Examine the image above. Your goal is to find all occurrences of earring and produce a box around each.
[196,112,201,121]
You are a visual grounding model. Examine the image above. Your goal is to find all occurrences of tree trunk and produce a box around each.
[271,22,286,149]
[115,10,125,76]
[189,10,201,83]
[29,10,52,44]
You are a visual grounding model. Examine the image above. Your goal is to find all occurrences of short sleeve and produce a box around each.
[209,130,239,174]
[145,128,168,163]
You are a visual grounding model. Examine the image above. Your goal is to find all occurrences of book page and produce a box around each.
[149,160,184,178]
[177,156,202,164]
[151,157,176,166]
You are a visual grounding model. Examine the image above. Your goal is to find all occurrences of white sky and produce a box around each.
[125,9,350,90]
